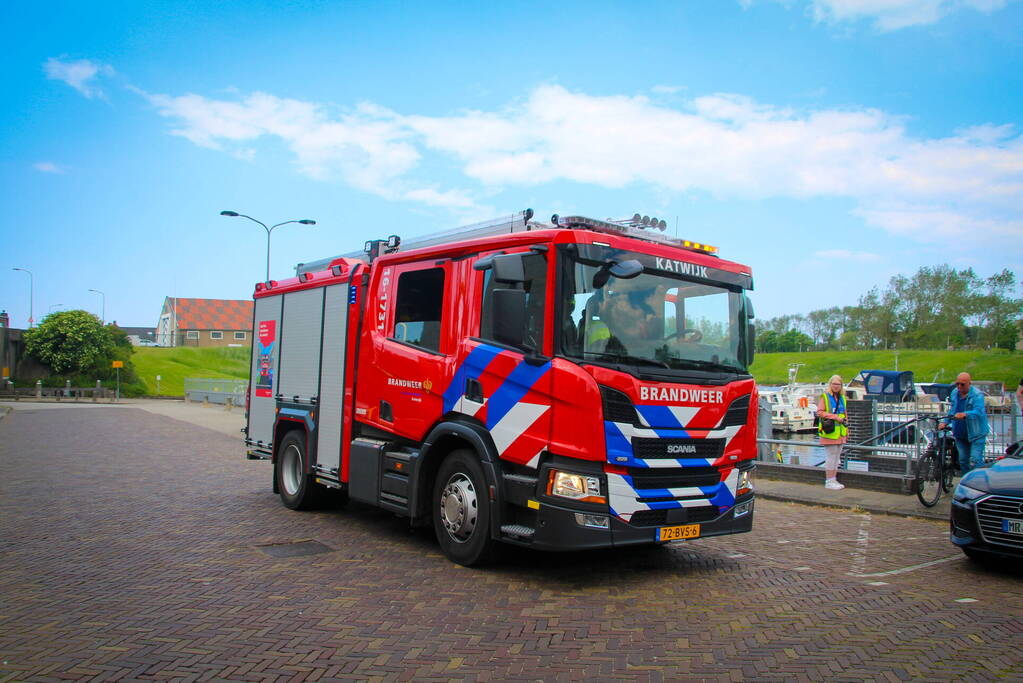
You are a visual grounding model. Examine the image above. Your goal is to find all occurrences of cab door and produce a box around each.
[452,248,553,469]
[357,259,452,441]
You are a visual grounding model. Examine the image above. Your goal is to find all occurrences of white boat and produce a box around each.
[761,389,816,432]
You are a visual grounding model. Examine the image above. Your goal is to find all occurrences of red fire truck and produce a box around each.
[246,210,758,565]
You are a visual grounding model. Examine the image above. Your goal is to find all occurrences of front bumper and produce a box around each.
[950,496,1023,560]
[522,495,755,552]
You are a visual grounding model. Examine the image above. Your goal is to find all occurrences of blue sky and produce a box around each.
[2,0,1021,329]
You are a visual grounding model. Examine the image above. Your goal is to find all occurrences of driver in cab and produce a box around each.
[585,278,667,356]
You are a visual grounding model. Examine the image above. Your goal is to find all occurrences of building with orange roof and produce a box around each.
[156,297,253,347]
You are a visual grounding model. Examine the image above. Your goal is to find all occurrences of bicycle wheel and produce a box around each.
[915,449,942,507]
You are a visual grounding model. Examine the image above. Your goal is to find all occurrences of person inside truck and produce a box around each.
[585,279,666,357]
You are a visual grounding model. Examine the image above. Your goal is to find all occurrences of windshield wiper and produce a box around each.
[581,351,670,368]
[665,358,742,373]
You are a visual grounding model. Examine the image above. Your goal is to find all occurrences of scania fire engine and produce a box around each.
[245,210,758,565]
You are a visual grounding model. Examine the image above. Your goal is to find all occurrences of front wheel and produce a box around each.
[915,449,942,507]
[432,450,495,566]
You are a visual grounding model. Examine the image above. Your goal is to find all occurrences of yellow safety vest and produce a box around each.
[586,318,611,347]
[818,392,848,439]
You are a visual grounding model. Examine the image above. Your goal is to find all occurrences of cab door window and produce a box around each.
[391,266,445,353]
[479,252,547,352]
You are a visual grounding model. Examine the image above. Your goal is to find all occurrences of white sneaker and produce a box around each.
[825,480,845,490]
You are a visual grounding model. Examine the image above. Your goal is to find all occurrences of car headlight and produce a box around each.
[547,470,606,504]
[952,482,987,503]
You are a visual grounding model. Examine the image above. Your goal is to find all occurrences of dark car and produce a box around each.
[950,444,1023,562]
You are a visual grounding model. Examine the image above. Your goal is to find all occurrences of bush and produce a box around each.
[24,311,142,390]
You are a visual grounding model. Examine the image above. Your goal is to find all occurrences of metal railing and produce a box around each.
[757,399,1021,479]
[184,378,247,407]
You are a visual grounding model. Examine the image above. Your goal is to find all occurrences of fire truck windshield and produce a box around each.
[559,246,751,375]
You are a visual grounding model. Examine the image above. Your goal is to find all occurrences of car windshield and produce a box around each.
[559,246,750,374]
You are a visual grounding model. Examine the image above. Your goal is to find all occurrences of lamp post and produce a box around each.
[220,211,316,281]
[88,289,106,324]
[12,267,34,328]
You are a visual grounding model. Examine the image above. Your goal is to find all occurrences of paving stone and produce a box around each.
[0,406,1020,682]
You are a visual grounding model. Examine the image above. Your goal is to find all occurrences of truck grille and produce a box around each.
[629,466,721,490]
[632,438,724,460]
[631,506,720,527]
[975,495,1023,550]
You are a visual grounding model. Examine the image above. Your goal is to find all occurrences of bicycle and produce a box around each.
[914,419,959,507]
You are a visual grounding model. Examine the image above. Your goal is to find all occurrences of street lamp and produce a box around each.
[88,289,106,324]
[220,211,316,281]
[12,267,33,328]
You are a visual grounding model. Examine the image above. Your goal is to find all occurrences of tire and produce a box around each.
[275,431,323,510]
[432,449,495,567]
[915,449,942,507]
[962,547,988,563]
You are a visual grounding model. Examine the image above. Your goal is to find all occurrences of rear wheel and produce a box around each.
[275,431,323,510]
[915,449,942,507]
[432,450,495,566]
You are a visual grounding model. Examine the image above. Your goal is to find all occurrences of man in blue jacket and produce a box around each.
[939,372,990,474]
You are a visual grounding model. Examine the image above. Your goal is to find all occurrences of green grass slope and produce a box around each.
[750,349,1023,387]
[132,346,251,396]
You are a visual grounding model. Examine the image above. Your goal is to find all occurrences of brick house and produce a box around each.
[157,297,253,347]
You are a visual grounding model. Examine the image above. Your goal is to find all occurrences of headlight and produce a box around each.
[737,469,754,496]
[547,470,606,504]
[952,482,987,503]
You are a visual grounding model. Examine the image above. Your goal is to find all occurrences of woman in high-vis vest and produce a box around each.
[816,375,848,490]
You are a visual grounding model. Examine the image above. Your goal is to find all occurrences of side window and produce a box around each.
[391,267,445,352]
[479,252,547,350]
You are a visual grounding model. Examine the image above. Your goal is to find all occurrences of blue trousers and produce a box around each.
[954,438,986,473]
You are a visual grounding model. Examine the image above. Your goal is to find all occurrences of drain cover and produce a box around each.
[258,540,333,558]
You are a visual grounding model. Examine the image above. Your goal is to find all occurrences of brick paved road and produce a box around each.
[1,406,1020,682]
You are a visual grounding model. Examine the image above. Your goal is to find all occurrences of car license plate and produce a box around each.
[658,524,701,541]
[1003,519,1023,535]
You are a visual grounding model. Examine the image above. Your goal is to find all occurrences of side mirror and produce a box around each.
[746,323,756,366]
[744,295,755,320]
[492,253,526,283]
[592,259,643,288]
[493,290,527,347]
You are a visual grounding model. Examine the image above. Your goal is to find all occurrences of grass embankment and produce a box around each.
[750,349,1023,387]
[132,346,250,396]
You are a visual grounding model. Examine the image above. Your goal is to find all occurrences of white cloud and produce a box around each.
[808,0,1009,30]
[136,83,1022,244]
[33,161,66,174]
[44,57,114,99]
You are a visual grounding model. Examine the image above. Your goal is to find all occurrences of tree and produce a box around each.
[24,311,138,385]
[25,310,115,374]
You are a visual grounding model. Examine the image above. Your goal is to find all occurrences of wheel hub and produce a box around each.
[440,475,478,542]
